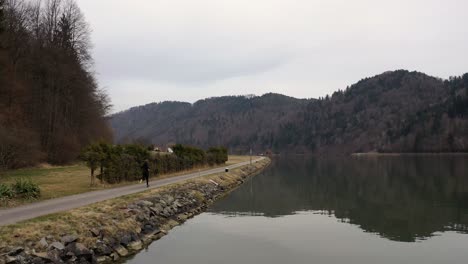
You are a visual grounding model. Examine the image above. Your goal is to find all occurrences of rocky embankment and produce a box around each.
[0,158,270,264]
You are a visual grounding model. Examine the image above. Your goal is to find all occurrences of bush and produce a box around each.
[12,178,41,199]
[81,143,228,184]
[0,183,14,199]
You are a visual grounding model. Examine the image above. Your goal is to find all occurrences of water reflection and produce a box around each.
[209,156,468,242]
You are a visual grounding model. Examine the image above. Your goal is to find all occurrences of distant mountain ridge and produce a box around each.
[110,70,468,154]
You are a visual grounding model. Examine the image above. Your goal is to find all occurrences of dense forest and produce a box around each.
[111,70,468,154]
[0,0,112,169]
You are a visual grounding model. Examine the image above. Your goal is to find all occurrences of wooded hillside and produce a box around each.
[0,0,112,169]
[111,70,468,154]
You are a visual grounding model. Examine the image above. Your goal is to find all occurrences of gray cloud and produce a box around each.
[79,0,468,112]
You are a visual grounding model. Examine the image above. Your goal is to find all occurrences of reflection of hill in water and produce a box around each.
[209,156,468,242]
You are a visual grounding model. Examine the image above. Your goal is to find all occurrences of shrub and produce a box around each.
[12,178,41,199]
[0,183,14,199]
[81,143,228,184]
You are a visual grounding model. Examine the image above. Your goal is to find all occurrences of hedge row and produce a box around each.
[80,143,228,184]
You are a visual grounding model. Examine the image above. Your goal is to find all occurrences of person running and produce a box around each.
[141,160,150,187]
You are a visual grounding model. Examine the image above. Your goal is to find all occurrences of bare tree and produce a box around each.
[0,0,113,166]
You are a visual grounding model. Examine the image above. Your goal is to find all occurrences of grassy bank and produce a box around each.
[0,158,270,263]
[0,155,253,207]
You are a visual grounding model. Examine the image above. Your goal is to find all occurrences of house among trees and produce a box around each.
[152,146,174,154]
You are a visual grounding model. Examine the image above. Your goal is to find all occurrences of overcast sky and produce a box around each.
[79,0,468,112]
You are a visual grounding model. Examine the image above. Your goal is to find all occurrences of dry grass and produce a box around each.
[0,158,271,252]
[0,155,255,207]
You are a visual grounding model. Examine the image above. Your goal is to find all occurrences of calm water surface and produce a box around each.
[126,156,468,264]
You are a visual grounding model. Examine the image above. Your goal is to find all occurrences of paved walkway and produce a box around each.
[0,158,264,226]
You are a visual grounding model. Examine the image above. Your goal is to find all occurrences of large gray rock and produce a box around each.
[4,255,16,263]
[162,207,173,216]
[46,249,62,263]
[149,204,164,215]
[89,228,101,238]
[110,252,120,261]
[119,234,132,247]
[61,235,78,246]
[136,200,153,207]
[32,252,50,261]
[49,242,65,251]
[96,256,111,263]
[7,247,23,256]
[128,241,142,251]
[164,195,175,204]
[31,257,46,264]
[112,245,128,257]
[66,243,92,259]
[94,241,112,256]
[38,238,48,248]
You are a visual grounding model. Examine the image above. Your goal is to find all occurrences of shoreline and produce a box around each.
[0,158,271,264]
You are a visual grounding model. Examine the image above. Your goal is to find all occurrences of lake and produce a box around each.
[126,156,468,264]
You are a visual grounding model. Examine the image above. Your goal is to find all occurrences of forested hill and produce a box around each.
[0,0,112,169]
[111,70,468,154]
[110,94,309,152]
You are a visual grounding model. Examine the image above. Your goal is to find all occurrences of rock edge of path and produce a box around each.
[0,158,271,264]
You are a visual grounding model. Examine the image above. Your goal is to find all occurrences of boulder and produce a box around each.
[173,200,183,208]
[177,214,188,222]
[62,251,77,262]
[89,228,101,238]
[46,249,62,263]
[4,255,16,263]
[136,214,149,222]
[61,235,78,246]
[110,252,120,261]
[136,200,153,207]
[112,245,128,257]
[31,257,46,264]
[66,243,92,260]
[128,241,142,251]
[149,204,164,215]
[163,195,175,205]
[32,252,50,261]
[93,242,112,256]
[96,256,111,263]
[49,242,65,251]
[119,234,132,247]
[162,207,173,216]
[38,238,48,249]
[7,247,24,256]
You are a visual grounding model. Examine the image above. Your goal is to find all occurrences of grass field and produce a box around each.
[0,155,253,207]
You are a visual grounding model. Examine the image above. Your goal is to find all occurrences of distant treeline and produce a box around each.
[80,143,228,184]
[111,70,468,155]
[0,0,112,170]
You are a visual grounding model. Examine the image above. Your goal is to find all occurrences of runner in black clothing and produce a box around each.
[142,160,150,187]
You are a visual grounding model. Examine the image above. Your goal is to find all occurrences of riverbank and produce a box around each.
[0,158,270,264]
